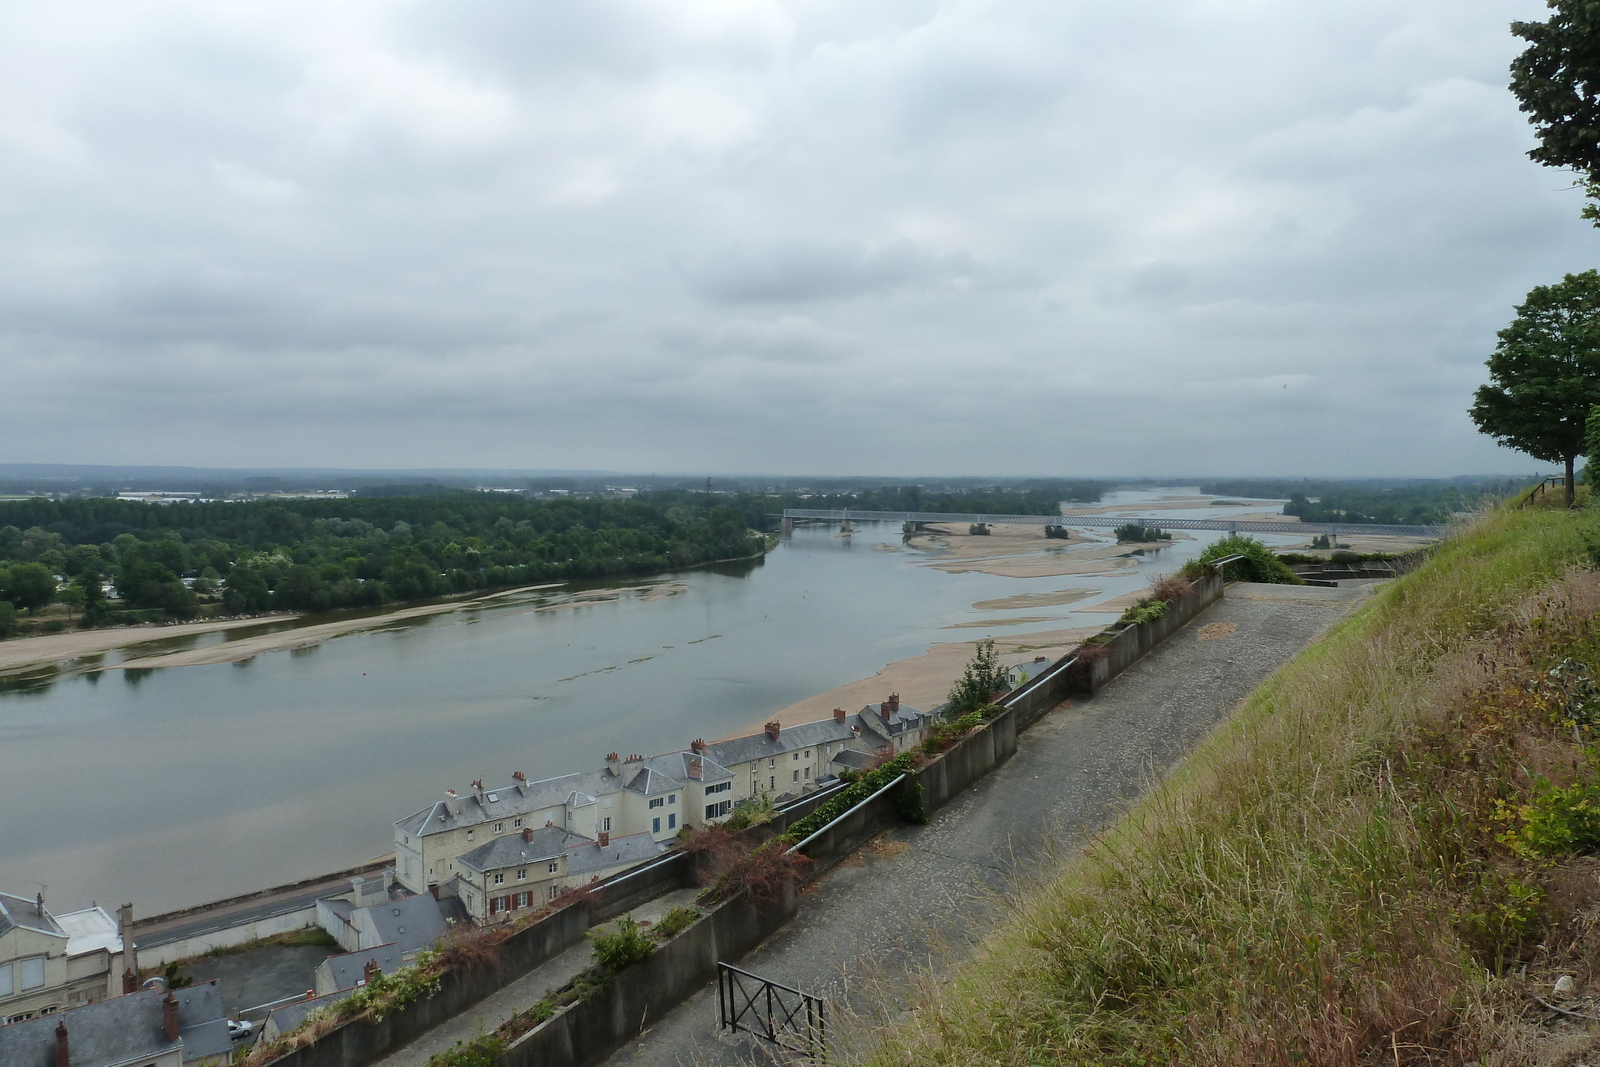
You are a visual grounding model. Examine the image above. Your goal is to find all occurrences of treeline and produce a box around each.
[646,481,1104,532]
[0,494,761,626]
[1197,478,1533,526]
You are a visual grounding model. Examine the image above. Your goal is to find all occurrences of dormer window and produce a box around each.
[513,818,523,828]
[493,822,505,833]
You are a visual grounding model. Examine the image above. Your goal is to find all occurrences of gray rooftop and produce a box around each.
[358,895,447,956]
[457,827,590,874]
[830,749,875,771]
[0,988,179,1067]
[179,1019,231,1064]
[319,942,406,993]
[704,718,856,769]
[632,751,733,788]
[173,979,225,1028]
[566,832,668,878]
[0,891,66,940]
[855,701,933,746]
[396,769,619,838]
[264,988,352,1040]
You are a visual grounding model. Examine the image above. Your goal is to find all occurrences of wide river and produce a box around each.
[0,488,1297,913]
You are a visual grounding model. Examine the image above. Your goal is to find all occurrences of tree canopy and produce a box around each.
[1511,1,1600,221]
[1470,270,1600,504]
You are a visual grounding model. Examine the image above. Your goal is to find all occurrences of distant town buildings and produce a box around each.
[0,893,132,1024]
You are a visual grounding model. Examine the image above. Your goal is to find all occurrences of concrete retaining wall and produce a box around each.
[139,905,321,968]
[501,886,798,1067]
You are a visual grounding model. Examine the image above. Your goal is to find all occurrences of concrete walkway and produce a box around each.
[605,582,1366,1066]
[372,888,703,1067]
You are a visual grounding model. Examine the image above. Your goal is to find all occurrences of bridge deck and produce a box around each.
[779,508,1444,538]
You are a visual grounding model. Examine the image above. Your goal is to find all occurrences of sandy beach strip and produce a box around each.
[713,624,1104,740]
[0,614,311,675]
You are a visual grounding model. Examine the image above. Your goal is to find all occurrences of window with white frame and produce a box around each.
[493,821,505,833]
[602,817,611,831]
[668,794,676,805]
[513,818,523,828]
[649,797,664,809]
[549,885,561,900]
[706,781,731,795]
[493,872,505,885]
[548,861,559,873]
[517,868,527,880]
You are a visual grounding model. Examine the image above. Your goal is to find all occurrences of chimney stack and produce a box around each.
[605,752,620,775]
[163,991,179,1041]
[523,827,533,842]
[36,891,44,917]
[764,721,781,741]
[833,707,846,724]
[512,771,528,793]
[690,738,707,755]
[471,779,486,803]
[888,693,900,712]
[879,702,891,722]
[687,757,703,780]
[443,788,460,815]
[363,958,381,985]
[118,903,137,993]
[54,1021,67,1067]
[598,831,610,847]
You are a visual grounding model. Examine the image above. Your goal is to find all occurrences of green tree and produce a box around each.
[0,601,15,637]
[948,638,1010,714]
[1471,271,1600,505]
[1181,535,1303,585]
[73,570,106,625]
[1511,2,1600,222]
[4,562,57,614]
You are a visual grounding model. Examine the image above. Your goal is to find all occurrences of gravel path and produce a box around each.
[605,582,1365,1066]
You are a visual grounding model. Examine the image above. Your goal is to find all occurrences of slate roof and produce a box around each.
[179,1019,231,1063]
[631,751,733,788]
[830,749,875,771]
[395,769,618,838]
[703,718,856,770]
[317,942,406,994]
[854,702,934,747]
[173,979,225,1028]
[457,827,590,874]
[264,989,352,1040]
[356,895,446,956]
[0,892,66,939]
[0,987,179,1067]
[566,832,669,878]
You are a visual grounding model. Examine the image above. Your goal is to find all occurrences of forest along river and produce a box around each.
[0,488,1314,914]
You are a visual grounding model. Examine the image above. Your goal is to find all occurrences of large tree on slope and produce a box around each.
[1471,270,1600,506]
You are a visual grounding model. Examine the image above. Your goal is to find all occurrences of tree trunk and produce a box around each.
[1566,453,1577,507]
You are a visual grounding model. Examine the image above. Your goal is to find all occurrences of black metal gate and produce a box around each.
[717,961,826,1061]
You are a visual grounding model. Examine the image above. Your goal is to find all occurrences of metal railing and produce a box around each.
[718,961,827,1061]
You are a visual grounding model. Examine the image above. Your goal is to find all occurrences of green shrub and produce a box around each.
[427,1035,503,1067]
[589,915,655,972]
[721,794,775,831]
[1329,550,1361,565]
[1118,599,1168,625]
[1180,534,1304,585]
[652,906,700,940]
[785,752,924,843]
[947,638,1010,713]
[1498,777,1600,859]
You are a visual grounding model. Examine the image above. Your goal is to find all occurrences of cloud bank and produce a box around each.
[0,0,1589,476]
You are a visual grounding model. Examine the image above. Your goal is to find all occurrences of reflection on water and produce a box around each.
[0,488,1298,913]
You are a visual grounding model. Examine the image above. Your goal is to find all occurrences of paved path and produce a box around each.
[372,888,704,1067]
[605,582,1365,1066]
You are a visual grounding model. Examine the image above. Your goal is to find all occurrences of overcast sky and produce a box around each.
[1,0,1592,477]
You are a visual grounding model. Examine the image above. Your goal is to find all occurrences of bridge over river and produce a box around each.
[780,508,1444,539]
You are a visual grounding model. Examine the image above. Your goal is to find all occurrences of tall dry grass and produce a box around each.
[864,505,1600,1066]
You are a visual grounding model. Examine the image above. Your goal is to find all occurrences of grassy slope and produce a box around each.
[867,504,1600,1066]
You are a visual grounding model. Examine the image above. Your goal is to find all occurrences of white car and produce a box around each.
[227,1019,255,1041]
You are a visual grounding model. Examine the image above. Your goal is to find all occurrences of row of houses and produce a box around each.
[393,693,945,923]
[0,891,242,1065]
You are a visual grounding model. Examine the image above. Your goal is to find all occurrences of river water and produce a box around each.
[0,488,1296,913]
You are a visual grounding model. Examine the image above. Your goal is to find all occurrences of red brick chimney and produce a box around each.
[690,738,707,754]
[55,1021,67,1067]
[833,707,846,723]
[512,770,528,792]
[363,958,381,985]
[522,827,533,842]
[605,752,620,775]
[879,702,891,722]
[163,991,180,1041]
[888,693,900,712]
[123,968,138,994]
[764,721,781,741]
[687,757,703,780]
[598,831,610,847]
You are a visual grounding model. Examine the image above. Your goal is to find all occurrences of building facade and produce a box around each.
[0,893,126,1024]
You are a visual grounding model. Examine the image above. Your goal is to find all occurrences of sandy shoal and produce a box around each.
[1059,500,1281,516]
[971,589,1099,611]
[715,625,1105,739]
[107,601,477,670]
[909,524,1142,579]
[0,614,307,675]
[1073,589,1161,613]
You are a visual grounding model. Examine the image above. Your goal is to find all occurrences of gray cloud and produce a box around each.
[0,0,1586,475]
